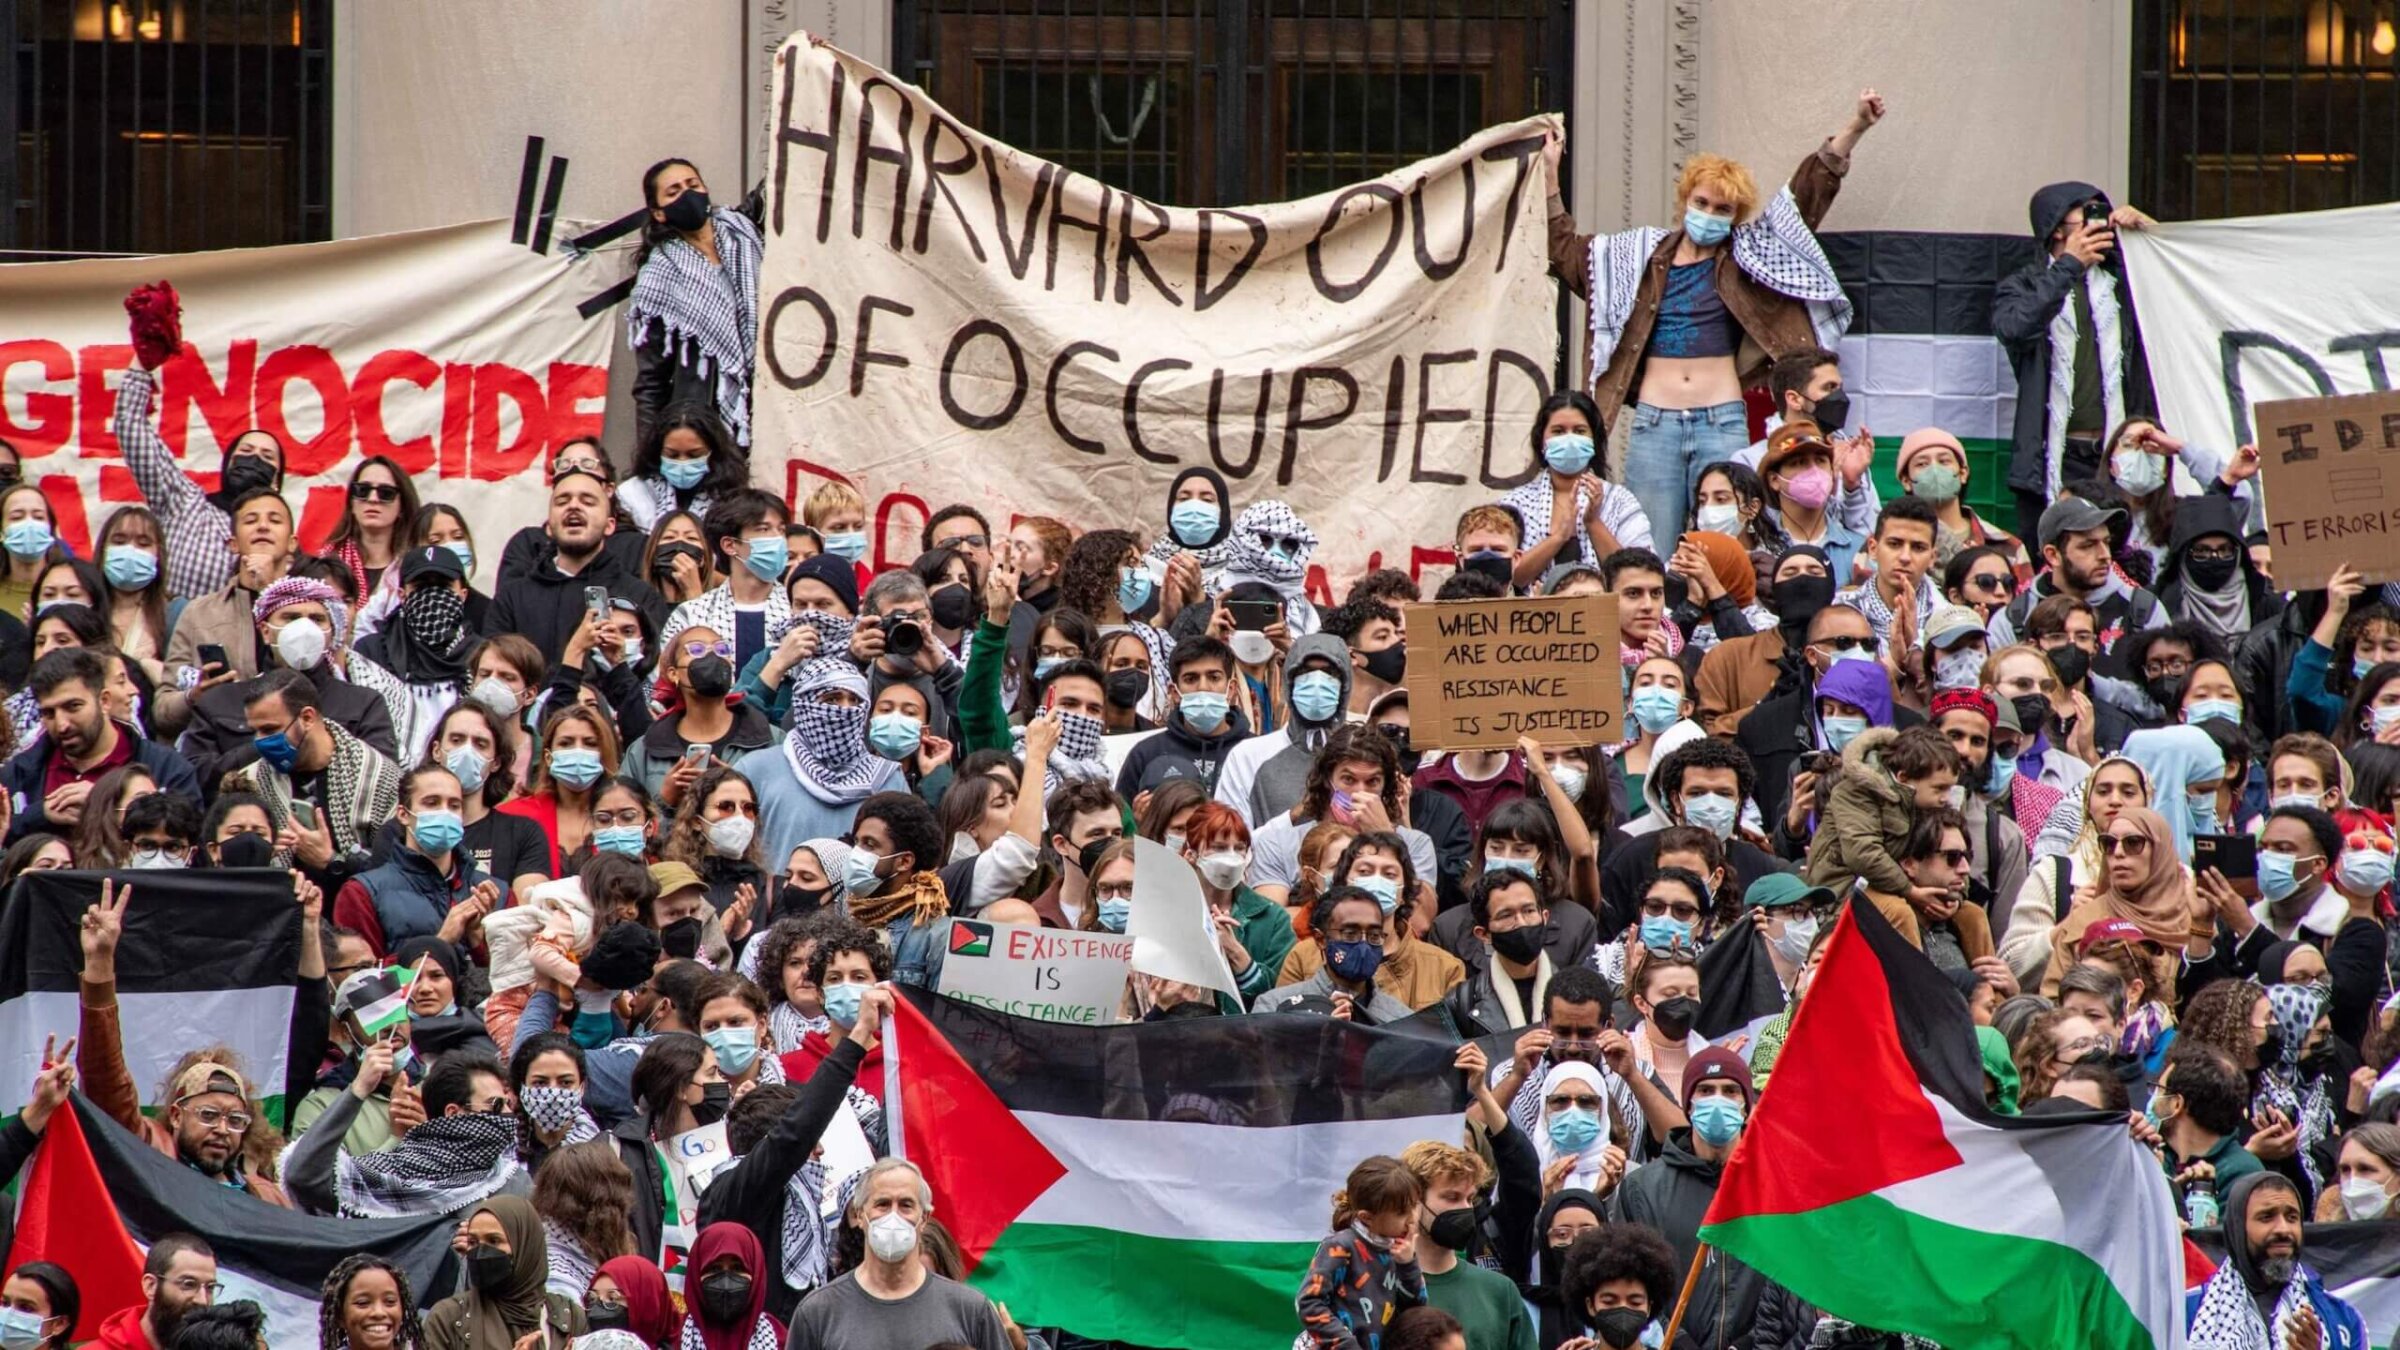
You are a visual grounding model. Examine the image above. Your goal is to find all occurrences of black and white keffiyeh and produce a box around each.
[2256,983,2338,1197]
[2041,263,2127,496]
[1218,500,1316,586]
[327,1111,523,1218]
[780,659,890,803]
[1585,184,1851,385]
[627,206,764,445]
[676,1315,780,1350]
[765,1004,829,1055]
[2188,1261,2312,1350]
[780,1159,833,1293]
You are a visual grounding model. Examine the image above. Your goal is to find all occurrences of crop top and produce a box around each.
[1650,259,1740,359]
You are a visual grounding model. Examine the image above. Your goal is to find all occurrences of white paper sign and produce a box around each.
[666,1119,737,1195]
[937,918,1133,1025]
[1129,836,1240,996]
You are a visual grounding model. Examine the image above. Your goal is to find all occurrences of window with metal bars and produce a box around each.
[4,0,332,258]
[2133,0,2400,220]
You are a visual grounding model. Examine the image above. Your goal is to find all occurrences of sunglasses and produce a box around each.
[681,639,735,660]
[2100,835,2153,856]
[1968,572,2014,593]
[350,482,403,503]
[1933,848,1970,869]
[1814,635,1874,654]
[1255,532,1307,553]
[941,533,989,550]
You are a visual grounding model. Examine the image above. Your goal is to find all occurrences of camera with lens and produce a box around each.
[884,618,925,658]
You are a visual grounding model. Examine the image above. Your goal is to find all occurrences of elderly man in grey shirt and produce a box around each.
[786,1158,1013,1350]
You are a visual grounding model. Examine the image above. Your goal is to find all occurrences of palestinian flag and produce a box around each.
[12,1094,456,1348]
[886,985,1468,1349]
[348,967,415,1039]
[0,869,305,1125]
[1698,898,2185,1350]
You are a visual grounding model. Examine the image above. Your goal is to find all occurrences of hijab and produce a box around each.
[2062,755,2154,871]
[680,1223,779,1350]
[2094,807,2188,941]
[1532,1061,1612,1192]
[1767,545,1834,644]
[456,1197,577,1350]
[1975,1025,2020,1114]
[1146,465,1234,560]
[2119,726,2225,863]
[592,1256,677,1350]
[2259,981,2337,1199]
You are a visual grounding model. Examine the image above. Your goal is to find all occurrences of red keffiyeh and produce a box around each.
[124,281,183,371]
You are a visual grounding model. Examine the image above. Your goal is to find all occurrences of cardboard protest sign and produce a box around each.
[2252,390,2400,591]
[752,38,1560,591]
[938,919,1133,1024]
[1406,593,1622,751]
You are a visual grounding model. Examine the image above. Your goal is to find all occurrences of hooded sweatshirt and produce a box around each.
[1213,632,1356,828]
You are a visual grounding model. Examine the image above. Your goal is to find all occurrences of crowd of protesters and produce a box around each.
[0,87,2395,1350]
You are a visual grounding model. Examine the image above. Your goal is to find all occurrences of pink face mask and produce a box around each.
[1781,467,1835,511]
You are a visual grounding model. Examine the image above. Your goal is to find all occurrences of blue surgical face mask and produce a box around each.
[2256,851,2314,903]
[1546,1106,1600,1153]
[103,546,159,591]
[741,533,790,582]
[442,539,476,574]
[659,456,709,491]
[703,1025,759,1075]
[1629,686,1683,735]
[412,808,465,855]
[1118,567,1155,613]
[1683,207,1733,246]
[2269,792,2321,814]
[1827,646,1876,666]
[3,519,54,558]
[821,532,868,563]
[1821,714,1868,752]
[1034,656,1067,681]
[1353,874,1400,914]
[1179,691,1230,733]
[2359,655,2381,680]
[822,981,865,1028]
[1098,897,1132,932]
[1639,914,1694,950]
[0,1307,52,1350]
[2341,848,2397,896]
[254,729,301,773]
[1984,752,2016,796]
[1483,852,1537,880]
[1290,671,1343,723]
[1690,1096,1746,1147]
[1542,433,1596,476]
[843,847,885,897]
[593,825,647,857]
[446,745,490,795]
[2183,699,2242,727]
[1681,792,1738,839]
[550,747,604,789]
[1170,500,1220,547]
[867,712,924,760]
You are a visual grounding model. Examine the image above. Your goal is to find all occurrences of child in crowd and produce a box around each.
[1297,1155,1426,1350]
[1804,724,1963,903]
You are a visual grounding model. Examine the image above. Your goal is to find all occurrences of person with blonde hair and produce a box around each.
[1539,90,1886,537]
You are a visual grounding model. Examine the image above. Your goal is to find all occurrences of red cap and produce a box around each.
[2076,917,2152,954]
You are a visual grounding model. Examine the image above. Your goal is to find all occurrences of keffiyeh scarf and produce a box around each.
[780,659,886,802]
[253,722,402,860]
[2042,264,2127,496]
[778,1091,885,1292]
[766,1003,830,1055]
[1215,502,1319,630]
[2188,1262,2312,1350]
[2256,982,2338,1196]
[627,207,764,445]
[1586,184,1851,382]
[677,1315,780,1350]
[325,1111,523,1217]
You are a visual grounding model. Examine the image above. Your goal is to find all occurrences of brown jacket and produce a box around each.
[79,975,293,1208]
[1862,888,1994,963]
[1277,929,1464,1011]
[154,579,263,737]
[1694,628,1788,737]
[1548,142,1852,431]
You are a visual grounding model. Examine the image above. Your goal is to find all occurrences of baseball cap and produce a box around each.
[2076,917,2155,954]
[648,861,706,898]
[2037,497,2127,548]
[1922,605,1988,651]
[1741,872,1835,911]
[398,545,467,587]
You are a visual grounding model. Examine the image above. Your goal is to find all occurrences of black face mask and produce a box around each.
[780,882,831,916]
[652,541,706,582]
[693,1080,732,1125]
[1771,574,1836,629]
[582,1302,630,1333]
[1362,643,1408,686]
[1073,836,1114,878]
[928,583,977,630]
[2046,643,2091,690]
[1461,551,1514,588]
[661,916,703,960]
[2010,693,2052,738]
[1649,995,1701,1040]
[2301,1039,2337,1077]
[1425,1200,1485,1253]
[1104,669,1149,710]
[467,1246,514,1293]
[698,1272,754,1324]
[1808,389,1851,434]
[1146,999,1219,1022]
[2184,555,2241,593]
[687,655,734,700]
[662,188,711,232]
[2144,672,2189,712]
[1490,924,1546,966]
[216,832,276,868]
[1379,724,1421,776]
[1589,1306,1653,1350]
[2256,1034,2285,1070]
[221,454,278,497]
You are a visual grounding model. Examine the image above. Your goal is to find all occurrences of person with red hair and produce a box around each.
[1178,801,1296,1013]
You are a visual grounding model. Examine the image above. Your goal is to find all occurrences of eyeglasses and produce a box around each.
[1547,1224,1598,1245]
[2056,1036,2111,1062]
[681,639,735,660]
[166,1278,225,1298]
[1640,898,1701,922]
[1931,848,1970,869]
[1326,924,1383,943]
[2187,544,2240,564]
[553,458,606,480]
[350,482,403,503]
[2100,835,2152,856]
[184,1105,253,1132]
[1968,572,2014,594]
[1093,884,1135,903]
[591,809,647,828]
[940,532,989,550]
[2142,657,2192,677]
[1813,635,1874,654]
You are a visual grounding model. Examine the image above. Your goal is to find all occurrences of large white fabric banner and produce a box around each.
[0,219,617,580]
[752,38,1561,592]
[2120,200,2400,455]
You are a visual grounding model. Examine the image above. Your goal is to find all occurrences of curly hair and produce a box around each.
[2331,604,2400,698]
[1333,831,1419,925]
[661,764,761,870]
[2012,1007,2091,1104]
[751,909,850,1013]
[532,1139,636,1268]
[1561,1222,1680,1321]
[318,1254,427,1350]
[1652,736,1757,821]
[2180,979,2266,1068]
[807,918,894,987]
[1299,723,1403,825]
[1057,528,1143,617]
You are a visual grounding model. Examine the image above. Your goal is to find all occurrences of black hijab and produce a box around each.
[1162,466,1234,551]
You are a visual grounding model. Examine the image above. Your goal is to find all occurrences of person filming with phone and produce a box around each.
[222,664,406,894]
[1992,182,2158,531]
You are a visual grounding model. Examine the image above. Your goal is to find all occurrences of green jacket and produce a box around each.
[1804,726,1915,898]
[1216,885,1298,1014]
[959,617,1013,754]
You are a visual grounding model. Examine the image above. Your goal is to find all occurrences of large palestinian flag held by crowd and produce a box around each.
[886,985,1469,1349]
[0,869,308,1124]
[1699,899,2186,1350]
[13,1094,457,1348]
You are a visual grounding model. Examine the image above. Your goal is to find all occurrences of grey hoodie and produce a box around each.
[1243,632,1355,826]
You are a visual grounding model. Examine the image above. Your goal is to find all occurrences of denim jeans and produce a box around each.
[1623,400,1750,545]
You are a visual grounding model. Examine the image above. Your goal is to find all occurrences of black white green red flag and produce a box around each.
[1699,898,2185,1350]
[884,984,1468,1349]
